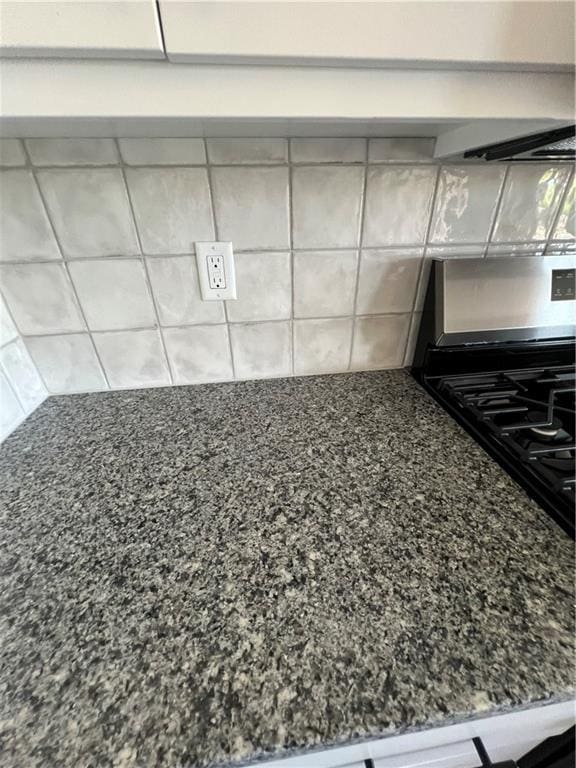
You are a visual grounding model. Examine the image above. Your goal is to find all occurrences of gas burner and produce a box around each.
[540,447,576,473]
[526,411,563,440]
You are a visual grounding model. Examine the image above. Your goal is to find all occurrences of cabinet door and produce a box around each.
[372,739,479,768]
[0,1,164,59]
[159,1,573,71]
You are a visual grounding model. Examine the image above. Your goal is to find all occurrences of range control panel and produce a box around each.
[551,268,576,301]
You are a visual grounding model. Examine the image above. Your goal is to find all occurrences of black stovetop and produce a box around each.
[414,341,575,538]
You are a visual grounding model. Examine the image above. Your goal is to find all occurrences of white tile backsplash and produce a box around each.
[290,139,366,164]
[293,250,357,318]
[94,330,170,389]
[68,259,155,331]
[126,168,214,254]
[37,169,139,258]
[294,318,353,374]
[226,251,291,323]
[403,313,422,367]
[211,166,290,250]
[492,164,570,242]
[26,334,107,393]
[0,296,18,346]
[206,139,287,165]
[363,166,437,247]
[368,138,435,164]
[0,139,26,167]
[119,138,206,166]
[0,338,46,411]
[164,325,233,384]
[2,135,575,439]
[356,249,423,315]
[0,369,24,441]
[0,170,60,261]
[26,139,119,166]
[146,256,225,326]
[430,165,505,243]
[552,176,575,241]
[485,242,547,258]
[0,263,84,334]
[351,314,411,370]
[292,165,364,249]
[230,322,291,379]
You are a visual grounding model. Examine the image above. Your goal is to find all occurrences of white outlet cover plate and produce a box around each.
[195,241,237,300]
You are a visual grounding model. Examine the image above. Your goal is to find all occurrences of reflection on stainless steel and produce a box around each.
[435,257,576,346]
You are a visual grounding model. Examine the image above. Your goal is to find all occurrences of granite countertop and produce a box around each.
[0,371,573,768]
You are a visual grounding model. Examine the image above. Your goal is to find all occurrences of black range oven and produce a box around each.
[411,256,575,539]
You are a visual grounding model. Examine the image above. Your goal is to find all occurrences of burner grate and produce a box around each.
[438,366,576,501]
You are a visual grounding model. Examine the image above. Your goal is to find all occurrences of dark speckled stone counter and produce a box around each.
[0,371,573,768]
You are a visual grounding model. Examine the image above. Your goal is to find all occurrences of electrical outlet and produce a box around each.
[196,242,236,300]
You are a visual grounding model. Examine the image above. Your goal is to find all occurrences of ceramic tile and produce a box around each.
[425,244,486,258]
[230,322,290,379]
[118,138,206,166]
[0,170,60,261]
[0,263,84,334]
[552,176,575,241]
[26,139,119,166]
[430,165,505,243]
[68,259,155,331]
[356,249,423,315]
[206,139,287,165]
[0,295,17,346]
[26,334,107,393]
[163,325,233,384]
[94,330,169,389]
[545,242,576,256]
[294,318,353,374]
[292,165,364,249]
[368,138,435,163]
[0,139,26,167]
[226,252,291,322]
[211,167,289,250]
[485,243,546,258]
[363,165,437,247]
[293,250,357,318]
[413,257,433,312]
[492,164,570,242]
[290,139,366,164]
[146,256,224,326]
[404,313,423,367]
[0,369,24,441]
[126,168,214,255]
[37,169,139,257]
[351,314,411,370]
[0,338,46,411]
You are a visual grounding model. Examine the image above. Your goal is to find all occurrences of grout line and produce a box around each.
[204,139,238,380]
[16,311,414,340]
[0,238,567,267]
[2,160,452,172]
[347,139,370,371]
[484,162,511,255]
[27,162,112,391]
[117,147,175,386]
[288,139,295,375]
[410,165,443,316]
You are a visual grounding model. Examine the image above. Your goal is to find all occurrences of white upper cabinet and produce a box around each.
[0,0,165,59]
[159,0,574,71]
